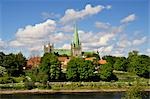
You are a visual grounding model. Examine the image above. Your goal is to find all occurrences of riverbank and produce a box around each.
[0,89,150,94]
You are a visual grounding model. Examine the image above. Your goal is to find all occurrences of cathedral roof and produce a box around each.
[53,49,71,56]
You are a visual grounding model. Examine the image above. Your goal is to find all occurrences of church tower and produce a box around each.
[71,24,82,57]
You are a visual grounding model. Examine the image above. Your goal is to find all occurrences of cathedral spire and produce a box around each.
[73,23,80,48]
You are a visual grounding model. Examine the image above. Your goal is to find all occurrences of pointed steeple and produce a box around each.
[73,23,80,48]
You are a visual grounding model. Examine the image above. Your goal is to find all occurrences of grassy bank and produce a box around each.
[0,71,149,91]
[0,81,149,91]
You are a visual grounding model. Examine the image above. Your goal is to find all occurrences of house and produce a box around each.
[26,56,41,69]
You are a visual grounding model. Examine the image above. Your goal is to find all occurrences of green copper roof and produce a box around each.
[83,51,95,54]
[53,49,71,56]
[73,24,80,48]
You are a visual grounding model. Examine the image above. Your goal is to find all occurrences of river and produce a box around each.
[0,92,149,99]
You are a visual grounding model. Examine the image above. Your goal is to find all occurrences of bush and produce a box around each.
[122,85,143,99]
[13,77,25,83]
[24,81,35,90]
[0,66,7,77]
[0,76,15,84]
[99,63,118,81]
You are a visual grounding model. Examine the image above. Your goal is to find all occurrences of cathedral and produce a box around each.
[44,24,94,57]
[42,24,107,69]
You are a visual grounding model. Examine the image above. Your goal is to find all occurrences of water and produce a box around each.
[0,92,149,99]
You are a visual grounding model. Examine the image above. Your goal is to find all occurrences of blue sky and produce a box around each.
[0,0,149,57]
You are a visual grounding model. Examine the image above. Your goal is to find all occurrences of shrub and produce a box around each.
[13,77,25,83]
[0,76,15,84]
[24,81,35,90]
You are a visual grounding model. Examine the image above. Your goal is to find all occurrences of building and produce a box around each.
[26,56,41,69]
[71,24,82,57]
[43,24,106,69]
[44,24,82,57]
[98,59,107,65]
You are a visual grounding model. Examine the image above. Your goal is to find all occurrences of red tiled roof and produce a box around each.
[98,59,107,64]
[26,56,41,69]
[85,57,96,61]
[58,57,68,62]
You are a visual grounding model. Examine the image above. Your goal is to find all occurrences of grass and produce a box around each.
[113,70,149,83]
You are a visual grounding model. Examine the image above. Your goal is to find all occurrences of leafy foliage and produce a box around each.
[0,52,5,65]
[102,55,117,66]
[38,53,61,82]
[25,68,39,82]
[122,81,143,99]
[114,57,127,71]
[99,62,117,81]
[0,76,15,84]
[1,52,26,76]
[66,58,95,81]
[66,58,83,81]
[127,51,150,78]
[0,66,7,77]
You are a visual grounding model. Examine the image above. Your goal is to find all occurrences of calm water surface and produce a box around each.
[0,92,149,99]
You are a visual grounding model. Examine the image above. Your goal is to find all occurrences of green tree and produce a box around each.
[122,81,143,99]
[0,52,5,66]
[2,53,26,76]
[39,53,61,82]
[114,57,127,71]
[102,55,117,66]
[0,66,7,77]
[25,68,39,82]
[127,50,139,72]
[78,60,95,81]
[99,62,117,81]
[66,58,82,81]
[66,58,95,81]
[127,51,150,78]
[135,55,150,78]
[15,52,26,75]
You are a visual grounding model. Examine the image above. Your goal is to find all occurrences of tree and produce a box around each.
[78,60,95,81]
[0,52,5,66]
[122,81,143,99]
[15,52,26,75]
[2,52,26,76]
[127,51,150,78]
[135,55,150,78]
[114,57,127,71]
[25,68,39,82]
[66,58,95,81]
[127,51,139,72]
[66,58,82,81]
[39,53,61,82]
[99,62,117,81]
[102,55,117,66]
[0,66,7,77]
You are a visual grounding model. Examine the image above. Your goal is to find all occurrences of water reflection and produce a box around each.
[0,92,149,99]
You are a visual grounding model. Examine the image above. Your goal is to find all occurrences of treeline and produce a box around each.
[31,51,149,83]
[0,51,150,84]
[0,52,26,77]
[103,51,150,78]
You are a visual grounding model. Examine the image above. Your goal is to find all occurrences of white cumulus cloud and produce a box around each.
[60,4,110,24]
[121,14,136,24]
[132,36,147,46]
[9,19,57,54]
[16,19,56,39]
[41,12,60,20]
[95,21,110,29]
[0,39,5,47]
[99,33,114,45]
[61,44,71,49]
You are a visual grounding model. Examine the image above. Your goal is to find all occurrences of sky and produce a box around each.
[0,0,149,57]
